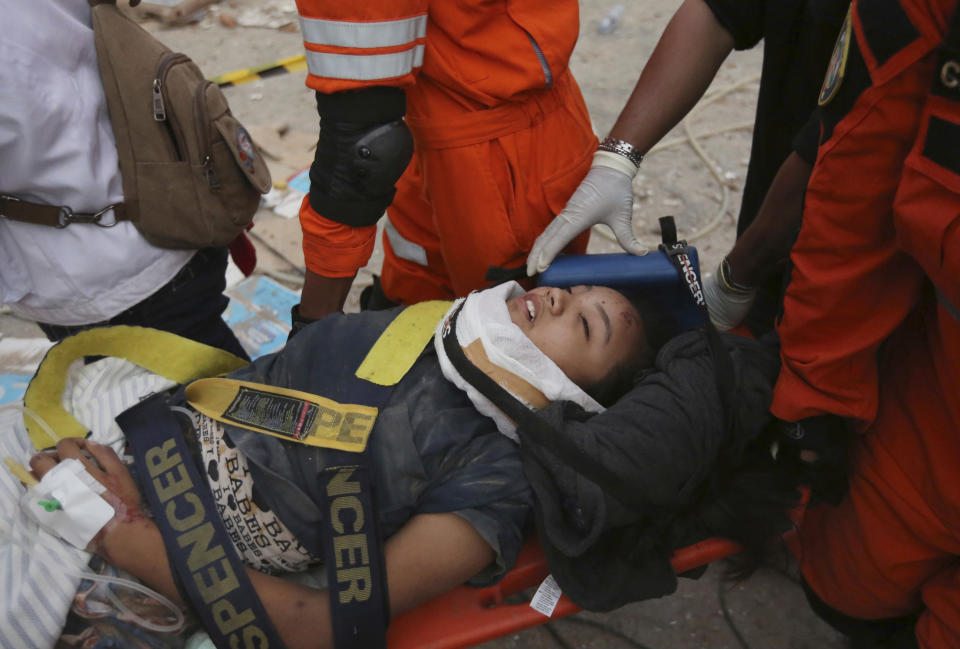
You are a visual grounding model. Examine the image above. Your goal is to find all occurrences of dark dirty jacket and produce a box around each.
[212,307,533,586]
[519,330,782,610]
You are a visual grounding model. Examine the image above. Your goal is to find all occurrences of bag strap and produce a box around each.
[1,0,138,229]
[88,0,140,7]
[0,194,131,228]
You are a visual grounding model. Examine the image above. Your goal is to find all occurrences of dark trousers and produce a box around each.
[38,247,249,360]
[802,580,920,649]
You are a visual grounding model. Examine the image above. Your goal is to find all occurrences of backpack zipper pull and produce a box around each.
[203,155,220,188]
[152,79,166,121]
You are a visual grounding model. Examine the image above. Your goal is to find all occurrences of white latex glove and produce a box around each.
[702,266,756,331]
[527,150,648,276]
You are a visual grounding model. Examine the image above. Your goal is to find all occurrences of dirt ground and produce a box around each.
[0,0,848,647]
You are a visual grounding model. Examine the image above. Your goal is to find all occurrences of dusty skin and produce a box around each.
[0,0,846,647]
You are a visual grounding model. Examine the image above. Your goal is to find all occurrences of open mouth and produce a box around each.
[525,297,536,322]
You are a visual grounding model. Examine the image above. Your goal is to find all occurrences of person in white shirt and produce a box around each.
[0,0,246,358]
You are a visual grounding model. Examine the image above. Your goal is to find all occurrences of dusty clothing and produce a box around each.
[520,329,782,611]
[207,308,533,585]
[0,305,531,649]
[294,0,594,301]
[771,0,960,645]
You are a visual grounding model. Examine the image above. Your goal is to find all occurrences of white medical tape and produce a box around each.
[20,458,115,549]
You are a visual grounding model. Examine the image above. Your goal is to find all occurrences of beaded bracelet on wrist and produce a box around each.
[718,257,755,295]
[597,136,644,168]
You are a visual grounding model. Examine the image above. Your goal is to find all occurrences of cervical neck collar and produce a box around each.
[434,281,602,442]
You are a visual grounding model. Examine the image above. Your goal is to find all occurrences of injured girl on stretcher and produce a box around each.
[0,280,797,649]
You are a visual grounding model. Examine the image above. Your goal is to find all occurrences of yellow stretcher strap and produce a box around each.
[186,378,379,453]
[355,300,451,386]
[23,326,248,449]
[23,301,450,451]
[185,300,451,453]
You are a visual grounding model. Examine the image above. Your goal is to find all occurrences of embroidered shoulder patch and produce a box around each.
[819,5,853,107]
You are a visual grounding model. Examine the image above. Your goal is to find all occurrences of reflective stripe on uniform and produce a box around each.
[384,216,428,266]
[299,15,426,49]
[304,46,425,81]
[939,288,960,323]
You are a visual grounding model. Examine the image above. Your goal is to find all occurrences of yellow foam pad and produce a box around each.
[355,300,451,386]
[23,326,248,449]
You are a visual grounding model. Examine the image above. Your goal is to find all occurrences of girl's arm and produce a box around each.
[32,438,494,649]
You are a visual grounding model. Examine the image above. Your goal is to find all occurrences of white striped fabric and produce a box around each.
[304,45,425,82]
[0,403,89,649]
[0,359,175,648]
[299,15,426,49]
[66,358,176,449]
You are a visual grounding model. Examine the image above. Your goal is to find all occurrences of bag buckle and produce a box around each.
[0,193,22,218]
[57,204,119,228]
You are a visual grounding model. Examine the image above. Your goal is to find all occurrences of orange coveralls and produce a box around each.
[293,1,595,302]
[771,0,960,645]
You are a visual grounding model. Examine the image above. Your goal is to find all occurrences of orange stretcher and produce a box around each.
[386,535,742,649]
[388,488,808,649]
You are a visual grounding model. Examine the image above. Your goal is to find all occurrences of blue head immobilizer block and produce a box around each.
[536,250,706,336]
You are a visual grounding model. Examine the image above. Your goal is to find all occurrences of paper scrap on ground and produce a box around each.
[222,274,300,359]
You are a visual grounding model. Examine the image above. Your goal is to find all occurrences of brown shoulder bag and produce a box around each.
[0,0,272,249]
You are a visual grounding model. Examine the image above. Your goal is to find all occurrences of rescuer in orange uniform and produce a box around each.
[289,2,598,324]
[769,0,960,645]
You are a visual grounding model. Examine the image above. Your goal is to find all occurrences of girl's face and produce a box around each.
[506,285,644,391]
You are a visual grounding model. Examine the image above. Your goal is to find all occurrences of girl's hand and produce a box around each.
[29,437,149,554]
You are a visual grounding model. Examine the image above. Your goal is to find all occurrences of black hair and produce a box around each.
[585,290,671,407]
[588,306,802,578]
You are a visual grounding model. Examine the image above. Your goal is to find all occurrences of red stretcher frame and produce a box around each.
[387,488,808,649]
[386,535,742,649]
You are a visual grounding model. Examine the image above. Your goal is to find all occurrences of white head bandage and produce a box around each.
[434,281,603,442]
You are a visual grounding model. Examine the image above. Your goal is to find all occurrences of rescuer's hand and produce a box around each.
[527,151,647,276]
[775,415,854,506]
[288,304,320,340]
[289,270,356,340]
[702,263,757,331]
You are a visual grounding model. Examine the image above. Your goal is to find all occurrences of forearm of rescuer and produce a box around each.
[702,151,812,330]
[726,151,812,286]
[608,0,734,151]
[100,512,492,649]
[299,270,356,320]
[527,0,735,274]
[295,86,414,324]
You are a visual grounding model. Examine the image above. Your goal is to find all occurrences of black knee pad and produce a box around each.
[308,87,414,227]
